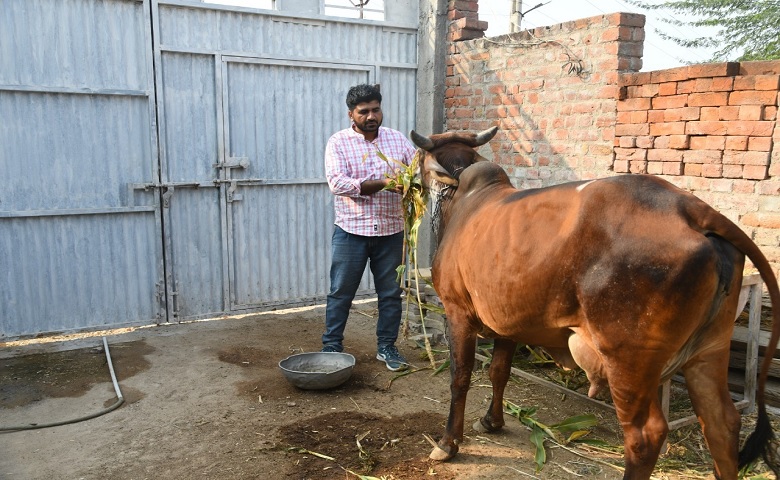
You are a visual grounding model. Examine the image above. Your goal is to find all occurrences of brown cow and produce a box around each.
[410,126,780,480]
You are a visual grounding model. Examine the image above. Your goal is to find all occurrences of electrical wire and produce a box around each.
[0,337,125,432]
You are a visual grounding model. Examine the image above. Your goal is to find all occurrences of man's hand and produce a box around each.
[383,177,404,194]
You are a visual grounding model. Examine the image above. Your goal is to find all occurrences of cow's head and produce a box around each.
[410,126,499,190]
[409,126,499,241]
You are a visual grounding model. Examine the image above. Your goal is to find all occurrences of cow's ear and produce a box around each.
[424,155,459,186]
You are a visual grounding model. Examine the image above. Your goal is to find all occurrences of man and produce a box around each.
[321,84,415,372]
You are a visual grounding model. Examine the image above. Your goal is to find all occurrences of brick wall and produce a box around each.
[445,2,780,273]
[616,62,780,268]
[446,11,644,187]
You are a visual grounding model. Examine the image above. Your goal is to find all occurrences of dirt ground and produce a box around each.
[0,300,775,480]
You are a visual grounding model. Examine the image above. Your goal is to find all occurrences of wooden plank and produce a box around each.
[730,326,776,354]
[729,351,780,379]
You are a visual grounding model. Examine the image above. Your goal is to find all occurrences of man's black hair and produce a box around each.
[346,84,382,110]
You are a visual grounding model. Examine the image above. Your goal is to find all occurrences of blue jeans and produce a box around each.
[322,226,404,350]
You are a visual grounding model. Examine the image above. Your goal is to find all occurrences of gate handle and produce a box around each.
[213,157,250,170]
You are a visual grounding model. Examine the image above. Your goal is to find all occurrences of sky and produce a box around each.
[478,0,719,71]
[205,0,718,72]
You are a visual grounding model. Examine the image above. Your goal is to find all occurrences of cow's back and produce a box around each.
[432,172,741,350]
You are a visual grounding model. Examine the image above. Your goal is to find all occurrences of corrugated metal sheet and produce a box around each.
[156,3,417,317]
[0,0,149,91]
[222,59,370,309]
[1,0,161,338]
[157,3,417,65]
[1,212,162,337]
[1,0,417,338]
[1,91,154,211]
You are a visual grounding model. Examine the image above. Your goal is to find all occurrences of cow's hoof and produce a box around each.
[473,418,503,433]
[473,419,489,433]
[429,445,456,461]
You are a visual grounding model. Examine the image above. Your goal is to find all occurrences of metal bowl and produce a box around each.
[278,352,355,390]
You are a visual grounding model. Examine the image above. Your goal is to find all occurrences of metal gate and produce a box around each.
[1,0,418,338]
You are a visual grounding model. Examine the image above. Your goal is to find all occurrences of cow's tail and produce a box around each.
[689,201,780,474]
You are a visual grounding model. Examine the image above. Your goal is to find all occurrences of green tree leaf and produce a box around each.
[625,0,780,62]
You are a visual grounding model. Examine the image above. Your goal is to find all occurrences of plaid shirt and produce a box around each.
[325,125,416,236]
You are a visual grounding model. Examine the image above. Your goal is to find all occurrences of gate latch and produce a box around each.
[227,181,243,203]
[213,156,250,170]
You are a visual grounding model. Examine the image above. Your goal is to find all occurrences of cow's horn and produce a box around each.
[410,130,435,151]
[474,126,499,146]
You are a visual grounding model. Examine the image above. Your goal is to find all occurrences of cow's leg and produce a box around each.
[474,338,516,433]
[682,351,740,480]
[609,374,669,479]
[430,313,477,461]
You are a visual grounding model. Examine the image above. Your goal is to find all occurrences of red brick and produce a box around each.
[684,163,703,176]
[650,122,686,135]
[711,179,735,192]
[668,135,691,149]
[702,163,724,178]
[729,90,778,105]
[648,110,665,123]
[718,106,740,120]
[740,61,780,75]
[648,161,664,175]
[615,147,647,161]
[619,136,637,148]
[722,164,744,178]
[626,84,658,98]
[664,107,700,122]
[677,79,696,94]
[733,180,756,194]
[700,107,720,121]
[725,136,749,150]
[748,137,772,152]
[726,121,774,136]
[652,95,688,109]
[658,82,677,96]
[608,12,646,27]
[619,71,652,87]
[686,121,728,136]
[690,135,725,150]
[755,75,780,90]
[712,77,735,91]
[627,110,648,123]
[629,160,648,174]
[744,165,769,180]
[688,92,729,107]
[616,123,650,136]
[683,150,722,164]
[651,66,691,83]
[759,181,780,195]
[739,105,764,121]
[614,159,630,173]
[734,76,756,90]
[723,150,771,165]
[741,212,780,229]
[663,162,684,175]
[694,78,716,93]
[618,97,652,111]
[648,149,684,162]
[636,136,654,148]
[687,62,740,78]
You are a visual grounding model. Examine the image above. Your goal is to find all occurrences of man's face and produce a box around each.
[349,100,383,135]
